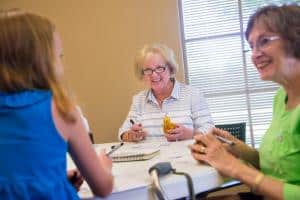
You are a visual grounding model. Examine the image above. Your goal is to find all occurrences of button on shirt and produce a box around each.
[118,80,214,140]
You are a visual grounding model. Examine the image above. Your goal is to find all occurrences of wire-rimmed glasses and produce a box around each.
[249,35,280,52]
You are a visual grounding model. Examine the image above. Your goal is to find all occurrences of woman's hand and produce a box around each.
[165,123,194,141]
[67,169,84,191]
[189,128,243,178]
[210,128,257,163]
[121,123,147,142]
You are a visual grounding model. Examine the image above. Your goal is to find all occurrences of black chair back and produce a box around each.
[215,122,246,142]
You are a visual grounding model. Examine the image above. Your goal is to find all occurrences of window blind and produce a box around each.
[179,0,294,147]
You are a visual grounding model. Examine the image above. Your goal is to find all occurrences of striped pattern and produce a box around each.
[118,80,214,140]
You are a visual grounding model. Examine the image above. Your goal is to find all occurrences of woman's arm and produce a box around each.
[52,101,113,197]
[231,157,300,200]
[118,94,145,141]
[190,132,300,200]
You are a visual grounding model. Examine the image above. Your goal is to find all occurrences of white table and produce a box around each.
[68,138,225,200]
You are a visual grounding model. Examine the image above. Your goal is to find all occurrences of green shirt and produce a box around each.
[260,88,300,200]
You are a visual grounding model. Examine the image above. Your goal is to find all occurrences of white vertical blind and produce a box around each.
[179,0,295,147]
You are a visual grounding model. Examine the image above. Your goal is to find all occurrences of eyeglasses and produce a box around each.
[142,65,167,75]
[249,35,280,51]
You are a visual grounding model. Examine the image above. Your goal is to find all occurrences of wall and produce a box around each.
[1,0,185,142]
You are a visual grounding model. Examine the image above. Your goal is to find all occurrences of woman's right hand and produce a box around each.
[190,131,243,178]
[121,123,147,142]
[210,128,247,158]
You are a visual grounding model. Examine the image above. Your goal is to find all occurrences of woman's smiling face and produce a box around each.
[142,52,171,93]
[248,22,284,82]
[248,22,299,84]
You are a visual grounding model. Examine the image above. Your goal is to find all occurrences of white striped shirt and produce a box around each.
[118,80,214,140]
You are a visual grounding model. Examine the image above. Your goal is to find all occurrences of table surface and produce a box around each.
[67,138,225,200]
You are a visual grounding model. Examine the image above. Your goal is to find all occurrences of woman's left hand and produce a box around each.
[189,128,242,178]
[165,124,193,141]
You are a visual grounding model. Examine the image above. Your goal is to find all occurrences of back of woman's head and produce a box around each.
[0,8,57,91]
[245,4,300,59]
[0,9,75,122]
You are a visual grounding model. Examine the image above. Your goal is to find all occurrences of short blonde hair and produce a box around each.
[134,44,179,80]
[0,9,75,122]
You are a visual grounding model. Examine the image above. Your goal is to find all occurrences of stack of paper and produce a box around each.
[109,144,160,162]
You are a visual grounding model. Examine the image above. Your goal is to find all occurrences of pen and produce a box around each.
[106,142,124,156]
[216,136,235,145]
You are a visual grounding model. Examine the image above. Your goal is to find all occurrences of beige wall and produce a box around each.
[1,0,185,143]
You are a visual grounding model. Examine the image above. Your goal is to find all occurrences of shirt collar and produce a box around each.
[146,79,180,103]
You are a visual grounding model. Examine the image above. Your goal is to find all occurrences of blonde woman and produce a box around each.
[119,44,214,142]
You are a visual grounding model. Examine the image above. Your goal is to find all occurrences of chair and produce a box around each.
[196,123,246,199]
[215,122,246,142]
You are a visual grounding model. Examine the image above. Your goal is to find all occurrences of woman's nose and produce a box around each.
[251,47,264,60]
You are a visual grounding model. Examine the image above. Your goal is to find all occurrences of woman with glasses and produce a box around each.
[190,4,300,200]
[118,44,214,142]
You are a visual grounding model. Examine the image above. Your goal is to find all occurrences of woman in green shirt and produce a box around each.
[190,4,300,200]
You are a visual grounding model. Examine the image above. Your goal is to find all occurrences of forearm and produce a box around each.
[231,142,260,169]
[234,163,284,200]
[119,94,142,140]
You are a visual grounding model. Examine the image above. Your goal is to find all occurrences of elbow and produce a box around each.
[91,176,114,197]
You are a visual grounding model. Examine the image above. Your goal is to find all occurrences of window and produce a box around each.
[179,0,295,147]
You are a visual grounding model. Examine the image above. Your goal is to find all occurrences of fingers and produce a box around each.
[212,128,237,141]
[189,144,208,164]
[165,126,181,141]
[67,169,76,177]
[165,133,180,141]
[68,169,84,191]
[132,131,146,141]
[73,173,84,191]
[128,123,146,142]
[167,128,177,135]
[194,132,219,147]
[165,124,193,141]
[131,123,143,131]
[123,130,146,142]
[189,143,206,154]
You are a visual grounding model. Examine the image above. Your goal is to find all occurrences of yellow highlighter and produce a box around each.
[163,115,176,134]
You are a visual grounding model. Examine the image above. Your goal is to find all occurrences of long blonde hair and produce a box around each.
[0,9,75,122]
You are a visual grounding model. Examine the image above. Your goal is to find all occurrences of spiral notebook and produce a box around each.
[109,144,160,162]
